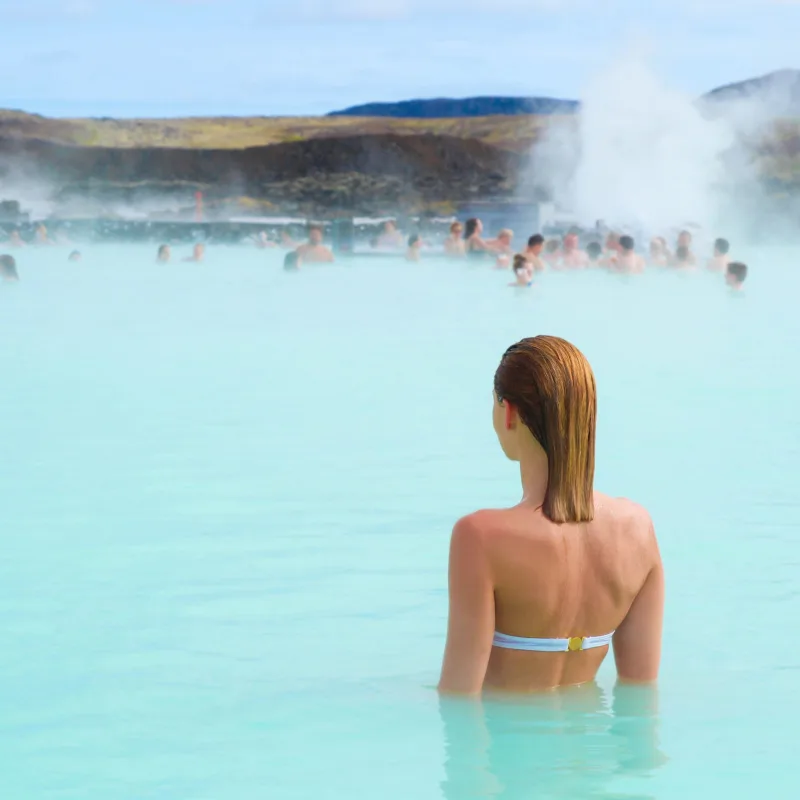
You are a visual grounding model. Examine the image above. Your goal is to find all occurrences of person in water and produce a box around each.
[508,255,534,287]
[613,236,645,274]
[296,225,334,263]
[8,230,25,247]
[438,336,664,694]
[675,230,696,265]
[726,261,747,290]
[68,250,82,262]
[444,222,466,257]
[673,245,694,269]
[184,243,206,263]
[376,220,405,249]
[524,234,546,272]
[283,251,301,271]
[0,254,19,281]
[586,241,603,266]
[648,237,670,267]
[488,229,514,255]
[707,238,730,272]
[157,244,171,263]
[464,218,491,256]
[604,232,621,258]
[561,233,589,268]
[34,223,52,245]
[406,234,423,262]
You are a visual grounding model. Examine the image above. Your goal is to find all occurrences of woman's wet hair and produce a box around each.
[494,336,596,524]
[0,254,18,280]
[586,242,602,260]
[715,237,730,255]
[727,261,747,282]
[464,218,480,239]
[408,234,421,247]
[283,251,300,270]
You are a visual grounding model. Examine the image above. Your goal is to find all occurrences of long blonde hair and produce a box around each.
[494,336,597,523]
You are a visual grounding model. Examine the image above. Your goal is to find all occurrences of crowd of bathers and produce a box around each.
[0,218,749,292]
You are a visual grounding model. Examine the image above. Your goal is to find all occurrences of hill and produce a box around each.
[327,96,579,118]
[703,69,800,115]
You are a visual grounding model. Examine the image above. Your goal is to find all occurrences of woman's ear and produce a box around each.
[504,401,516,431]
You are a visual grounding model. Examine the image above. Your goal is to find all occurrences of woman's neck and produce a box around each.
[519,451,549,509]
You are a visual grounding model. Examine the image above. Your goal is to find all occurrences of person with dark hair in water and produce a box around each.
[406,233,423,262]
[613,236,645,274]
[283,251,301,271]
[0,254,19,281]
[157,244,171,263]
[586,242,603,266]
[707,238,730,272]
[438,335,663,694]
[68,250,82,262]
[726,261,747,290]
[464,218,491,257]
[524,234,546,272]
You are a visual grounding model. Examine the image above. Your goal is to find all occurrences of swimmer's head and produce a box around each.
[157,244,171,262]
[527,234,544,254]
[284,251,301,271]
[464,218,482,239]
[512,254,530,274]
[68,250,81,262]
[563,233,579,251]
[193,243,205,260]
[383,220,397,233]
[0,254,18,281]
[497,228,513,246]
[450,221,463,237]
[493,335,596,524]
[714,237,730,256]
[586,242,602,261]
[619,235,635,253]
[308,225,323,245]
[605,232,620,251]
[675,245,691,263]
[408,233,421,249]
[650,237,667,255]
[678,230,693,248]
[726,261,747,288]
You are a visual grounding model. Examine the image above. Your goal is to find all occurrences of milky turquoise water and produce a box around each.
[1,245,799,799]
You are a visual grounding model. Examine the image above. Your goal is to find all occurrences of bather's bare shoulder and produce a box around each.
[451,509,511,541]
[595,493,655,536]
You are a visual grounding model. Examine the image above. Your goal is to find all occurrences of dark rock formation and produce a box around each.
[328,96,579,118]
[0,133,525,215]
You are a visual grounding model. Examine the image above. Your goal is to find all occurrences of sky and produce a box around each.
[0,0,798,117]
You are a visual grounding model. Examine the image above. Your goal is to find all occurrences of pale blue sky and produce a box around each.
[0,0,797,117]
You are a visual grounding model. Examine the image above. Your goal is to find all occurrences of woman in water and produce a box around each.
[438,336,663,694]
[157,244,171,263]
[444,222,466,257]
[464,218,491,257]
[508,254,533,287]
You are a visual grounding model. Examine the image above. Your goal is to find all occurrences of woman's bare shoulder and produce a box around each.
[594,493,654,532]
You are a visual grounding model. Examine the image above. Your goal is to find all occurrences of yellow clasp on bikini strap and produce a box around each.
[567,637,585,652]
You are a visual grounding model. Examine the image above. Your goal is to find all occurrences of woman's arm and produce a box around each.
[438,515,495,695]
[613,524,665,683]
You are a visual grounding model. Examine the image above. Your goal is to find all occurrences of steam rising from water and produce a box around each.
[574,55,734,232]
[533,53,755,235]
